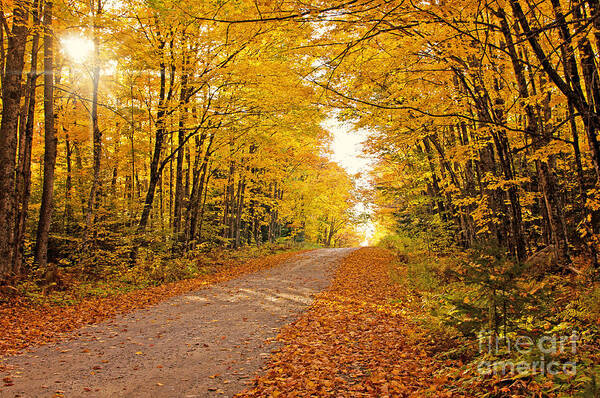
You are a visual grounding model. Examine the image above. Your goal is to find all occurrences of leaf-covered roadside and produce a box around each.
[0,247,307,357]
[240,247,463,397]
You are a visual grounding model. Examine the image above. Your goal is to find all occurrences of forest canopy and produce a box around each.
[1,0,600,280]
[0,0,363,280]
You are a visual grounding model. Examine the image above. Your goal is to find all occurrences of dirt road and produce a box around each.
[0,248,354,398]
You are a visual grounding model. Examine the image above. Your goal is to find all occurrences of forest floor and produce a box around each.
[0,248,354,397]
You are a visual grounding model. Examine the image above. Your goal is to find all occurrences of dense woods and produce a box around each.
[0,0,360,282]
[4,0,600,279]
[308,0,600,274]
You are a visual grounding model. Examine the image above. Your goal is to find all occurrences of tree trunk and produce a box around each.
[222,143,235,240]
[84,0,102,239]
[421,139,446,220]
[234,177,246,248]
[0,0,29,279]
[567,99,586,196]
[64,130,74,232]
[184,137,203,243]
[197,162,212,242]
[173,55,189,234]
[326,217,335,247]
[14,0,41,271]
[138,38,167,232]
[34,0,57,268]
[185,132,213,244]
[537,76,571,265]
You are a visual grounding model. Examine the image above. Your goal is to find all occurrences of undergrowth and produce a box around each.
[380,233,600,397]
[3,241,310,308]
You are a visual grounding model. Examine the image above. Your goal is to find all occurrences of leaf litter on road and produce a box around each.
[240,247,464,397]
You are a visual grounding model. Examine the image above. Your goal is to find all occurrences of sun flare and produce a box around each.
[61,35,94,63]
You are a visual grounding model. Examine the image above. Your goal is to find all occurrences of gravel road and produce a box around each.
[0,248,355,398]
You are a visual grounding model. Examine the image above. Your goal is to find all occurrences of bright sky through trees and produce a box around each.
[323,116,375,245]
[325,117,371,175]
[60,35,94,63]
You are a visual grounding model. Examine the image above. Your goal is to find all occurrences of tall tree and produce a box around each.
[0,0,29,278]
[34,0,57,268]
[84,0,103,238]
